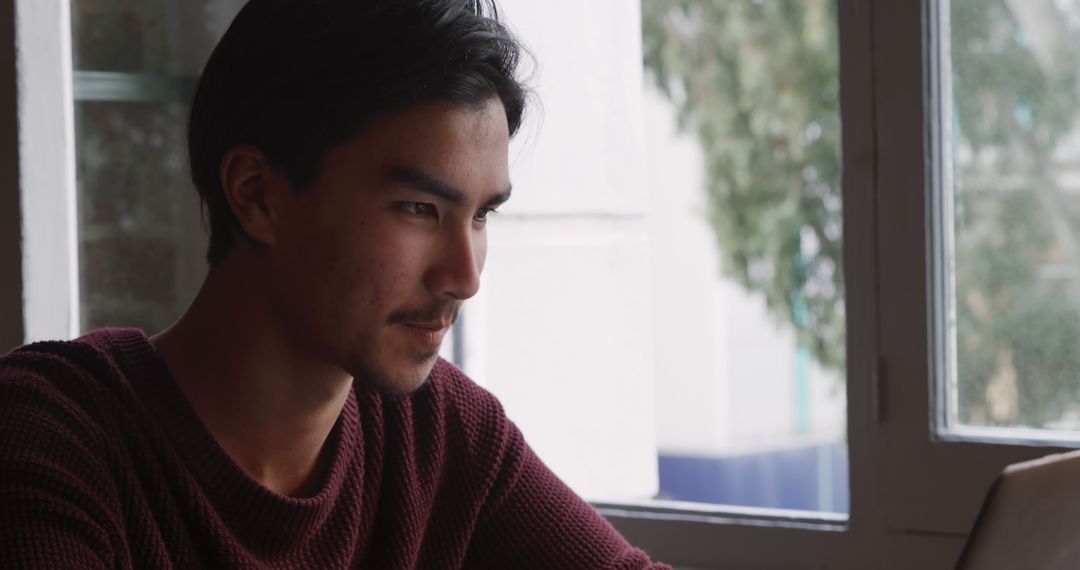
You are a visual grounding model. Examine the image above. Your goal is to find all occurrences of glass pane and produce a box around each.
[71,0,245,331]
[945,0,1080,431]
[639,0,846,512]
[72,0,246,76]
[75,100,204,332]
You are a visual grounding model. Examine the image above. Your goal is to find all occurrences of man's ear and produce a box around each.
[219,145,285,249]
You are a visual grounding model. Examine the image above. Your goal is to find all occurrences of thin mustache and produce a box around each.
[387,303,461,327]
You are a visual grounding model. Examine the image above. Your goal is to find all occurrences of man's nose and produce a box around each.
[423,226,483,301]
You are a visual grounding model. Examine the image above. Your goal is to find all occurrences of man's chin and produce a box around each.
[354,353,439,397]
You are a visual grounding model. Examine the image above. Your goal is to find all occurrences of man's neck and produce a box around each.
[150,259,354,498]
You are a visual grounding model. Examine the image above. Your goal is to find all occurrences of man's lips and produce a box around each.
[399,321,451,348]
[403,320,452,331]
[388,303,458,351]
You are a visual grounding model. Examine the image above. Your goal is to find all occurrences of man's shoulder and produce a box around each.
[0,328,145,425]
[1,327,138,382]
[0,331,141,563]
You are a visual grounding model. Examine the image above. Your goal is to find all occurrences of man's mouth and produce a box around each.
[388,303,459,351]
[388,303,460,328]
[399,321,451,348]
[403,320,453,331]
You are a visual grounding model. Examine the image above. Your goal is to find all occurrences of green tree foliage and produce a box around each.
[949,0,1080,426]
[642,0,843,369]
[643,0,1080,426]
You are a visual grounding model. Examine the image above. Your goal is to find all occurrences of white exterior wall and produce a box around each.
[464,0,659,501]
[643,85,846,457]
[643,84,734,456]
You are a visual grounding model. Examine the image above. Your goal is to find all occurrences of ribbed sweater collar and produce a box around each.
[99,327,362,542]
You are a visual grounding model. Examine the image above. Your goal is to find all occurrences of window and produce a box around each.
[640,0,847,513]
[9,0,1080,567]
[70,1,233,333]
[939,0,1080,437]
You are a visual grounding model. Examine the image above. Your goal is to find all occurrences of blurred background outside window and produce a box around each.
[941,0,1080,435]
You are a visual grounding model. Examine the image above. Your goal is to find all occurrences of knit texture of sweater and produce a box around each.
[0,328,668,569]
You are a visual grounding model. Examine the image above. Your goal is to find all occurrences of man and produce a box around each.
[0,0,669,568]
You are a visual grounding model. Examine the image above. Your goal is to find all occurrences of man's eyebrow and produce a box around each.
[388,166,512,208]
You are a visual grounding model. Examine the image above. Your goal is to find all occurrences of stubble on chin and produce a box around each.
[350,352,440,398]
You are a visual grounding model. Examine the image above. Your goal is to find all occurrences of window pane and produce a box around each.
[72,0,244,76]
[945,0,1080,431]
[75,100,203,332]
[70,0,245,331]
[641,0,846,512]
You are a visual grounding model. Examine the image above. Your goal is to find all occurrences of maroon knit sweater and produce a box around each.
[0,328,668,569]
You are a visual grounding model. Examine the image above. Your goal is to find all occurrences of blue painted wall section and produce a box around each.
[656,442,849,513]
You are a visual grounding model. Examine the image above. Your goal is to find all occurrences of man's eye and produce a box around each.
[399,202,438,218]
[474,207,498,222]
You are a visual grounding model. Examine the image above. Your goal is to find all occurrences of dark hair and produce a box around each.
[188,0,530,264]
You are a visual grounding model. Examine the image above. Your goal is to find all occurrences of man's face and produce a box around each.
[266,98,511,395]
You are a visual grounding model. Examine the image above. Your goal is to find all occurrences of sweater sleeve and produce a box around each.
[451,371,669,569]
[0,355,120,569]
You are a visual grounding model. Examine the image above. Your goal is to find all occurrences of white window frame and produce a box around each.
[13,0,80,343]
[7,0,1075,568]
